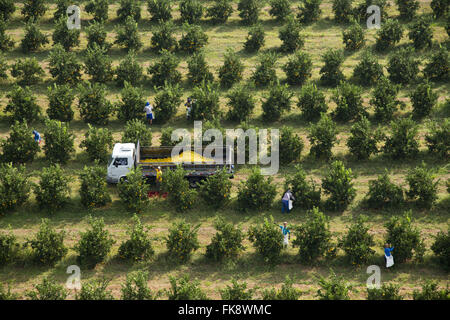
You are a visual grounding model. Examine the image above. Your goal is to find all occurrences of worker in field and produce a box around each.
[144,101,154,125]
[276,221,291,248]
[155,166,162,190]
[185,97,192,120]
[32,130,41,144]
[281,189,295,213]
[384,243,394,269]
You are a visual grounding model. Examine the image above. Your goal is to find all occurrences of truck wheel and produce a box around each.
[189,179,199,188]
[144,176,154,185]
[119,176,128,183]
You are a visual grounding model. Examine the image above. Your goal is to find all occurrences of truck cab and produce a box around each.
[106,143,136,183]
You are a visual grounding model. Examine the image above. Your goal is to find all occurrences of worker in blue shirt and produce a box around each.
[32,130,41,144]
[384,243,394,268]
[278,222,290,247]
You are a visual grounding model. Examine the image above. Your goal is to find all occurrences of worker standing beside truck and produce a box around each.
[144,102,154,125]
[155,166,162,190]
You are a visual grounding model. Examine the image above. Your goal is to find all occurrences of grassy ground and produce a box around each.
[0,1,449,299]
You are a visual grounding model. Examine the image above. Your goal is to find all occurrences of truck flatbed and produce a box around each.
[107,142,234,186]
[136,142,233,187]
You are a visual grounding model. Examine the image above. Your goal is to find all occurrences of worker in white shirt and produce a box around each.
[144,102,154,125]
[281,189,295,213]
[185,97,192,120]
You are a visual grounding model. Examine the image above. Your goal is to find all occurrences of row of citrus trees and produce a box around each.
[1,0,448,36]
[0,151,446,214]
[1,105,448,168]
[1,5,448,93]
[1,47,448,124]
[1,39,447,142]
[2,3,447,56]
[1,197,449,270]
[0,210,449,299]
[1,0,448,26]
[1,271,448,300]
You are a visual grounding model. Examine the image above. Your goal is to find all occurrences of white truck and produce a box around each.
[107,142,234,187]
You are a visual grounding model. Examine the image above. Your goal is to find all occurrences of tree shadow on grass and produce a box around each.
[0,248,74,285]
[0,264,49,286]
[100,254,153,276]
[144,251,194,275]
[310,18,341,32]
[339,152,448,176]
